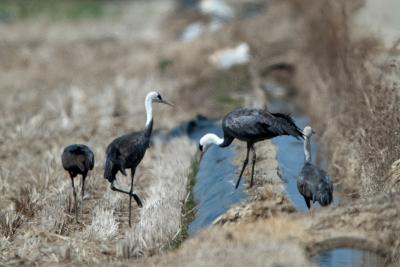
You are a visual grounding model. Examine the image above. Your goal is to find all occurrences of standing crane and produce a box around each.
[104,91,173,227]
[199,108,303,188]
[61,144,94,223]
[297,126,333,209]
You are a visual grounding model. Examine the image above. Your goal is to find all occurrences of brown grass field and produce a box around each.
[1,0,400,266]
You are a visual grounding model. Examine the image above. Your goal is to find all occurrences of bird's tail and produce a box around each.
[316,183,333,206]
[104,157,115,183]
[271,112,304,139]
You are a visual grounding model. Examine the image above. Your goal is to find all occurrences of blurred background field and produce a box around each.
[0,0,122,21]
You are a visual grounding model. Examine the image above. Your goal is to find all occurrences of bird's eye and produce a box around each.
[198,144,203,151]
[157,94,162,100]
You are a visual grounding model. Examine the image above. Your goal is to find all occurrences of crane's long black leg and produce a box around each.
[81,173,86,199]
[71,177,78,223]
[235,144,251,189]
[249,144,256,188]
[80,173,86,219]
[110,182,142,206]
[128,169,136,228]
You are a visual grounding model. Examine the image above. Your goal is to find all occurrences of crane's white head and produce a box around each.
[144,91,174,127]
[146,91,174,106]
[303,126,315,138]
[198,133,223,160]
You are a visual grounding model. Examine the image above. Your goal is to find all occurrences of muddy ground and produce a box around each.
[1,0,400,266]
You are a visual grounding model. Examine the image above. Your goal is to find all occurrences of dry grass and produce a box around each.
[119,139,195,258]
[0,210,23,239]
[85,207,119,241]
[0,1,199,264]
[136,218,316,267]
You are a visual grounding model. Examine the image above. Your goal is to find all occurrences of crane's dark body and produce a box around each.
[104,121,152,226]
[61,144,94,222]
[104,123,151,183]
[221,108,303,188]
[297,161,333,209]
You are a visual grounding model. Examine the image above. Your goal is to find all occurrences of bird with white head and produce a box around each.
[104,90,174,227]
[199,108,304,188]
[297,125,333,209]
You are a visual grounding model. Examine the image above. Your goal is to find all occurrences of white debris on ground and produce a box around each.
[181,22,204,42]
[180,20,224,42]
[208,19,224,32]
[199,0,234,21]
[209,43,251,69]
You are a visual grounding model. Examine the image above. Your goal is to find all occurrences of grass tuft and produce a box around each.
[172,158,199,248]
[85,207,119,241]
[119,138,196,258]
[10,187,40,218]
[0,210,23,238]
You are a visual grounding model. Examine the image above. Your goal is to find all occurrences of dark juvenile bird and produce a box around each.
[297,126,333,209]
[199,108,303,188]
[61,144,94,223]
[104,91,173,227]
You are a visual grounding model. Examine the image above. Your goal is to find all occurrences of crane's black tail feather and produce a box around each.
[316,184,333,206]
[105,155,126,183]
[104,157,115,183]
[271,112,304,139]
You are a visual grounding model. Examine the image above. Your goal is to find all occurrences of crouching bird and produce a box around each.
[104,91,174,227]
[297,126,333,209]
[62,144,94,223]
[199,108,303,188]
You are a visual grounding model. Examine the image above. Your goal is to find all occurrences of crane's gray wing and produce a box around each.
[223,109,271,138]
[266,112,303,139]
[105,132,146,172]
[320,170,333,193]
[298,163,319,198]
[224,109,303,139]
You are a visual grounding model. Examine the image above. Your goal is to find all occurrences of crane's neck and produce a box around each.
[144,94,154,137]
[304,136,311,163]
[145,94,153,127]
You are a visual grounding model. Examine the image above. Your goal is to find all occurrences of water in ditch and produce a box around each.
[153,115,247,236]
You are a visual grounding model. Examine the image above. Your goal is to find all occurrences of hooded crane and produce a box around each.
[104,91,173,227]
[61,144,94,223]
[199,108,303,189]
[297,126,333,209]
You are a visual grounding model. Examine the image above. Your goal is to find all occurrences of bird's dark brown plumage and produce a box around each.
[62,144,94,223]
[103,91,174,227]
[104,123,151,184]
[62,144,94,177]
[202,107,303,189]
[222,108,303,144]
[297,162,333,209]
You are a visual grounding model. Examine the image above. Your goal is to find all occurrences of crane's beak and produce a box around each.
[161,99,175,107]
[199,144,204,161]
[199,145,209,162]
[200,150,205,161]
